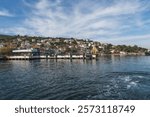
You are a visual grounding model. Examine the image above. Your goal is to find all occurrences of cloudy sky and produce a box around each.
[0,0,150,48]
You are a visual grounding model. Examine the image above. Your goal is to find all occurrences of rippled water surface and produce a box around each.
[0,56,150,100]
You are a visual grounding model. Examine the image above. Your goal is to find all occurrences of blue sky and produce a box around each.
[0,0,150,48]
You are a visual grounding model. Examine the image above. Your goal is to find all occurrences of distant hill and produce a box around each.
[0,34,12,37]
[0,34,16,40]
[0,34,148,52]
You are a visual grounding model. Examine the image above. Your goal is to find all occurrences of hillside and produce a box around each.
[0,34,148,56]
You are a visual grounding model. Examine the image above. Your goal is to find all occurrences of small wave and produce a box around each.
[111,71,150,78]
[127,81,138,89]
[130,81,138,86]
[136,75,144,78]
[123,76,131,82]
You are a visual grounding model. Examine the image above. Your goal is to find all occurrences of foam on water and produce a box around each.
[127,81,138,89]
[123,76,131,82]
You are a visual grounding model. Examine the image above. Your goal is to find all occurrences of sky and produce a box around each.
[0,0,150,48]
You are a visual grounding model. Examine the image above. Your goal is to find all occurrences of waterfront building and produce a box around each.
[0,44,3,48]
[91,46,98,54]
[12,48,40,56]
[8,48,41,60]
[120,51,127,55]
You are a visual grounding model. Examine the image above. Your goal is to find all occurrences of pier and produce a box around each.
[4,54,97,60]
[0,48,98,60]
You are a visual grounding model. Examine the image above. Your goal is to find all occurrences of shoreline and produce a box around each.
[0,55,96,60]
[0,53,147,60]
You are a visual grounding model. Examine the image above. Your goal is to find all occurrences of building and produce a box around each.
[91,46,98,54]
[120,51,127,55]
[12,48,40,56]
[0,44,3,48]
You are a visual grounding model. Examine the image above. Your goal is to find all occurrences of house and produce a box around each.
[17,38,21,42]
[110,49,115,54]
[32,39,36,42]
[37,43,41,46]
[120,51,127,55]
[0,44,3,48]
[91,46,98,54]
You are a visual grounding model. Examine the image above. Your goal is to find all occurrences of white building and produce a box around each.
[0,44,3,48]
[12,48,40,56]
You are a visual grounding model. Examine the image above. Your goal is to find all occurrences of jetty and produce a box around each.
[0,48,97,60]
[5,54,96,60]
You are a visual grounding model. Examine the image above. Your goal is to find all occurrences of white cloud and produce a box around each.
[1,0,150,47]
[21,0,149,38]
[0,9,13,17]
[97,34,150,48]
[112,34,150,42]
[0,27,33,35]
